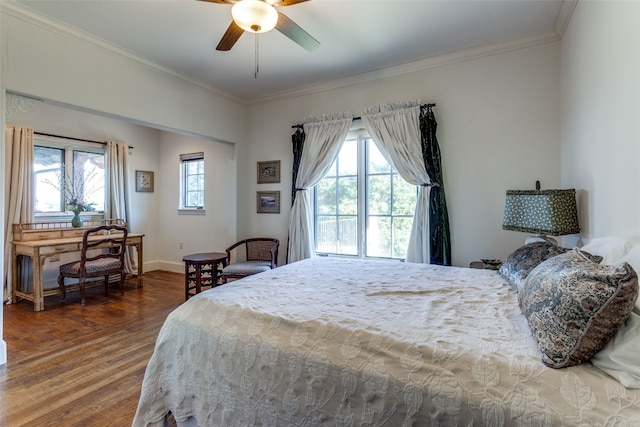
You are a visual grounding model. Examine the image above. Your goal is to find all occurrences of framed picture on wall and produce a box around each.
[136,170,154,192]
[257,191,280,214]
[257,160,281,184]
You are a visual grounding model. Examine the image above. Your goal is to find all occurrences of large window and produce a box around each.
[34,140,105,215]
[315,134,417,259]
[180,152,205,209]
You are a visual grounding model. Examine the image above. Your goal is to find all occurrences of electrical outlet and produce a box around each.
[179,241,183,249]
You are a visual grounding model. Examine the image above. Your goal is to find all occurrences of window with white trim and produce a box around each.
[34,138,105,216]
[180,152,205,209]
[314,132,417,259]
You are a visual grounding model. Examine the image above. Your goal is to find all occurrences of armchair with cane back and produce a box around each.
[220,237,279,283]
[57,224,128,306]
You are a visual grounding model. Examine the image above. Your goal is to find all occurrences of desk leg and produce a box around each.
[12,251,20,304]
[130,242,143,288]
[136,242,143,287]
[33,252,45,312]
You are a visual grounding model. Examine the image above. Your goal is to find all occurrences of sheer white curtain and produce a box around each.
[3,126,34,302]
[361,101,431,263]
[105,141,136,274]
[287,113,352,263]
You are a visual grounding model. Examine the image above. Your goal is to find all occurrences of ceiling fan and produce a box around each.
[199,0,320,52]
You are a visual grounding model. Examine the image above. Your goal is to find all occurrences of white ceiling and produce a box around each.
[10,0,569,104]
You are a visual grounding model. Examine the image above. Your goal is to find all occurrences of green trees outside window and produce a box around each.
[315,136,417,260]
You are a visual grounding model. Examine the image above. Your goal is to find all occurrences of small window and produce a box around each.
[180,152,204,209]
[34,140,105,215]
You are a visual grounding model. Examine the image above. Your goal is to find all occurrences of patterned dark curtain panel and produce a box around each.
[291,128,305,206]
[420,105,452,266]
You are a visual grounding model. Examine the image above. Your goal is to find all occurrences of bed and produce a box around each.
[133,253,640,426]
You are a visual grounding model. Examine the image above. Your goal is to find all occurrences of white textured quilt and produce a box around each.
[133,258,640,426]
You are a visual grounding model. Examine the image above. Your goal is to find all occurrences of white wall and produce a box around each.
[560,1,640,240]
[1,10,6,365]
[0,5,248,275]
[156,132,237,273]
[0,5,248,364]
[1,6,246,144]
[6,102,162,278]
[243,42,562,267]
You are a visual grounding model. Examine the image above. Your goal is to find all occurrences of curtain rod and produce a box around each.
[290,103,436,129]
[35,132,133,149]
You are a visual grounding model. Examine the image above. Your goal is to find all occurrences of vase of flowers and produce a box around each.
[46,170,99,228]
[67,199,94,228]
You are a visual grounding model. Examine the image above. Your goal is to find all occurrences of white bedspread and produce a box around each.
[133,258,640,426]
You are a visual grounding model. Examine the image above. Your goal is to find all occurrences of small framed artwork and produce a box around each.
[257,160,281,184]
[257,191,280,214]
[136,170,154,192]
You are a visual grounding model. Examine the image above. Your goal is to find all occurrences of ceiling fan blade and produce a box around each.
[216,20,245,51]
[270,0,310,6]
[275,11,320,52]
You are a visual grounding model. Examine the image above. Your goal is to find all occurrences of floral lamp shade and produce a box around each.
[502,189,580,236]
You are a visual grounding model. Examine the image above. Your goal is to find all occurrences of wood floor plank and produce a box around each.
[0,270,185,426]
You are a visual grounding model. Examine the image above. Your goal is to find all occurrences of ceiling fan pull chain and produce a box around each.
[255,33,259,79]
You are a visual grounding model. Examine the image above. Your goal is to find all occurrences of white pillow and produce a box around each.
[581,236,640,265]
[592,311,640,388]
[621,244,640,280]
[592,243,640,387]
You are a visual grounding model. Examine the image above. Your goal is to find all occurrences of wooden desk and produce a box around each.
[12,233,144,311]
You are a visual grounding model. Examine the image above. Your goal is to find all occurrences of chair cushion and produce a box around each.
[222,261,273,276]
[60,258,121,276]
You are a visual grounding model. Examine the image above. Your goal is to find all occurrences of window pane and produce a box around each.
[316,216,338,252]
[367,141,391,174]
[317,178,336,215]
[337,176,357,215]
[368,175,391,215]
[336,215,357,255]
[34,146,64,213]
[314,134,417,260]
[183,158,204,207]
[337,139,357,176]
[393,175,417,215]
[73,151,105,212]
[323,159,338,179]
[367,216,392,257]
[393,217,414,258]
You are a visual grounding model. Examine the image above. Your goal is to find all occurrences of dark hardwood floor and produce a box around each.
[0,270,185,427]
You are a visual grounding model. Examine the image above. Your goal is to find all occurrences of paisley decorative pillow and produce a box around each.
[498,242,570,291]
[518,249,638,368]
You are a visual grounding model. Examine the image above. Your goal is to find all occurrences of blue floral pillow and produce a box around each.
[498,242,570,291]
[518,249,638,368]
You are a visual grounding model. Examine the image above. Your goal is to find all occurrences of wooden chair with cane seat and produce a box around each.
[57,224,128,306]
[220,237,279,283]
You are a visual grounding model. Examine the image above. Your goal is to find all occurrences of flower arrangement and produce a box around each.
[66,198,95,214]
[46,170,98,214]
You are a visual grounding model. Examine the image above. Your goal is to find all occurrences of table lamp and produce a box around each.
[502,184,580,245]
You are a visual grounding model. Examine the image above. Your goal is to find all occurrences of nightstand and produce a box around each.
[469,259,502,270]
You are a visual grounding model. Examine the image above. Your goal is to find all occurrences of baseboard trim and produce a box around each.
[0,339,7,365]
[156,261,184,274]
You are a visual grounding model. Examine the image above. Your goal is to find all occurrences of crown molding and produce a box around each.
[2,0,577,107]
[555,0,578,38]
[0,1,244,105]
[251,30,562,106]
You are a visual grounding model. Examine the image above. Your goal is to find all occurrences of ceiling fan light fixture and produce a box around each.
[232,0,278,33]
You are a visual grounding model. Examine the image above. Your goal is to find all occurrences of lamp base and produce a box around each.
[525,235,558,245]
